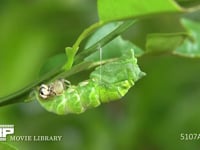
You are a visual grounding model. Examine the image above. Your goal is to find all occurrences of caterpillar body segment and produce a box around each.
[36,49,145,115]
[37,78,134,115]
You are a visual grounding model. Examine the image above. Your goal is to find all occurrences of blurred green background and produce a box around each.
[0,1,200,150]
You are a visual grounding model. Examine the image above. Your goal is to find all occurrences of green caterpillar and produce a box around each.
[35,49,144,115]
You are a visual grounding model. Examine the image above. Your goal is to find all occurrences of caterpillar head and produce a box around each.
[39,84,51,99]
[39,79,70,99]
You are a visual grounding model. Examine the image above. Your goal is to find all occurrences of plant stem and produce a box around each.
[63,22,103,70]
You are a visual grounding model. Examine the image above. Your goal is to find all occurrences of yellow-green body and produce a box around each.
[37,78,134,115]
[36,49,145,115]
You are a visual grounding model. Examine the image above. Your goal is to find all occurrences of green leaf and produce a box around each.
[90,49,145,84]
[84,22,123,49]
[146,32,190,54]
[145,19,200,58]
[98,0,182,22]
[74,20,137,64]
[174,19,200,57]
[83,21,143,60]
[85,36,143,61]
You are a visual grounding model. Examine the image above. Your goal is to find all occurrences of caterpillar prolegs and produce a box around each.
[36,49,144,115]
